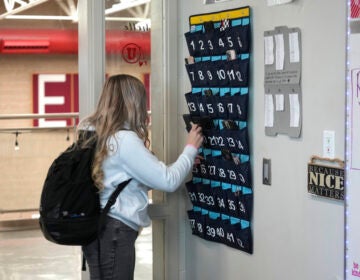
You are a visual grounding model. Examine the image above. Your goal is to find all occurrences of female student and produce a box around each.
[80,74,203,279]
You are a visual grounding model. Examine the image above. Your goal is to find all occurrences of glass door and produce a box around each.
[0,0,81,279]
[104,1,154,278]
[103,0,185,279]
[0,0,179,278]
[105,1,182,279]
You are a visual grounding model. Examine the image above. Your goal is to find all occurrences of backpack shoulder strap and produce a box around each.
[98,178,132,231]
[103,178,132,213]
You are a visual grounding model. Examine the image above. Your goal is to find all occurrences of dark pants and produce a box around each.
[82,216,138,280]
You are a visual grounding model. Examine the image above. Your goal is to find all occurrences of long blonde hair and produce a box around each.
[78,74,150,190]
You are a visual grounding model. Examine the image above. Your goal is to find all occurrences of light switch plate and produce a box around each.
[263,158,271,185]
[323,130,335,158]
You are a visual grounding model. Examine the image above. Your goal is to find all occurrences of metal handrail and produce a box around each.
[0,112,152,218]
[0,113,79,133]
[0,113,79,120]
[0,111,152,132]
[0,208,38,214]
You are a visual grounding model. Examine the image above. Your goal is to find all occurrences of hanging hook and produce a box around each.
[14,131,20,151]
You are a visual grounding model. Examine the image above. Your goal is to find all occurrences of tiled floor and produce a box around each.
[0,223,152,280]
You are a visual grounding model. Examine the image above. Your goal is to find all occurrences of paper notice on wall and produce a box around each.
[204,0,233,4]
[275,34,285,70]
[265,94,274,127]
[267,0,293,6]
[264,26,302,138]
[346,29,360,280]
[289,32,300,63]
[264,36,274,65]
[351,68,360,170]
[350,34,360,170]
[275,94,284,111]
[289,93,300,127]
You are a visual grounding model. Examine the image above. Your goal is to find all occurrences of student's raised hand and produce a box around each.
[186,123,203,149]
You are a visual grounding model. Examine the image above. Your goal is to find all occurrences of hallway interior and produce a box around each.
[0,218,152,280]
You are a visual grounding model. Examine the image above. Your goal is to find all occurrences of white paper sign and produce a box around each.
[264,36,274,65]
[289,32,300,63]
[267,0,293,6]
[275,94,284,111]
[204,0,232,4]
[275,34,285,70]
[289,93,300,127]
[265,94,274,127]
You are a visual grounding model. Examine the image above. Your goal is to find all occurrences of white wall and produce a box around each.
[176,1,346,279]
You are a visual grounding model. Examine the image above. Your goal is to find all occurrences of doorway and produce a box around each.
[0,0,173,279]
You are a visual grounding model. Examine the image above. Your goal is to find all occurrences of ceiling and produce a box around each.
[0,0,151,29]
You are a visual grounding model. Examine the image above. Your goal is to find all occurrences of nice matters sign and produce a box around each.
[307,162,344,201]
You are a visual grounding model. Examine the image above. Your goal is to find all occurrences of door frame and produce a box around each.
[148,0,183,279]
[78,0,183,279]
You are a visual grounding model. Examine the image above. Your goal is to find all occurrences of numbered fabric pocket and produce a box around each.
[196,183,217,211]
[197,95,209,117]
[185,30,204,57]
[205,156,251,186]
[204,94,220,119]
[187,210,198,235]
[205,156,221,182]
[185,181,200,207]
[210,60,230,87]
[237,191,253,221]
[204,214,225,243]
[223,188,240,218]
[185,59,250,88]
[185,27,248,57]
[214,94,229,119]
[223,94,249,121]
[225,58,249,87]
[223,219,253,254]
[185,92,201,116]
[221,127,249,154]
[203,127,249,155]
[185,30,217,57]
[222,159,252,187]
[203,129,220,150]
[187,209,206,239]
[225,24,251,54]
[224,188,253,220]
[185,61,209,87]
[191,161,202,178]
[199,160,210,179]
[211,185,227,214]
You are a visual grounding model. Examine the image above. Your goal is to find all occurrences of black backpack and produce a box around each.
[39,131,131,246]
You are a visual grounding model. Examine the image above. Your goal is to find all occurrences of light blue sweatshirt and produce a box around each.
[100,130,198,231]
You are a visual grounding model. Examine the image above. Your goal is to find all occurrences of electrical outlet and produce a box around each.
[323,130,335,158]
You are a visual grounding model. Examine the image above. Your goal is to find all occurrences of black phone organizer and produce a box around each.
[183,6,253,254]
